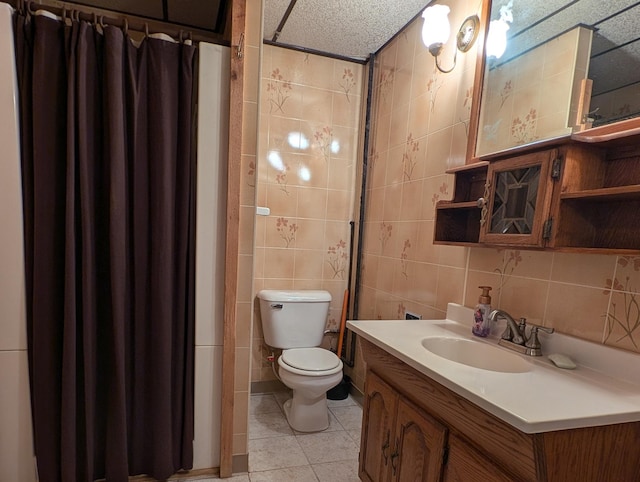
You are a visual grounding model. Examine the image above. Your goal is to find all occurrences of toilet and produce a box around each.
[257,289,343,432]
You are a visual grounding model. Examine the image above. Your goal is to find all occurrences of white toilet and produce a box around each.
[257,289,343,432]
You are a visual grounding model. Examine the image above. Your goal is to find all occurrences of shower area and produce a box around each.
[0,2,230,479]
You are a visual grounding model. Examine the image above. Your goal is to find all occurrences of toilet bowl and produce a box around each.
[277,347,343,432]
[257,290,344,432]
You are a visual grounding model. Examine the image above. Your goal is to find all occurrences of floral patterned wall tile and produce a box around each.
[603,256,640,352]
[546,283,610,343]
[551,252,616,286]
[436,267,466,312]
[252,46,364,381]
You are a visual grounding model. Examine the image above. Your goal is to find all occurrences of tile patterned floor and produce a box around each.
[168,391,362,482]
[245,391,362,482]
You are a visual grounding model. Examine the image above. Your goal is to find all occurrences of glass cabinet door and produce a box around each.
[480,149,556,246]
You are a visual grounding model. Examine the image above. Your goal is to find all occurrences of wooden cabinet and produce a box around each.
[550,141,640,251]
[442,435,514,482]
[434,162,487,245]
[434,124,640,253]
[480,149,556,247]
[360,372,447,482]
[360,373,397,482]
[358,338,640,482]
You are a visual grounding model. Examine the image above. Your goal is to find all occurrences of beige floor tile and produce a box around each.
[185,476,250,482]
[248,435,309,472]
[250,394,282,415]
[329,405,363,432]
[249,465,318,482]
[249,410,294,439]
[326,394,357,408]
[312,459,359,482]
[347,428,361,448]
[296,431,359,465]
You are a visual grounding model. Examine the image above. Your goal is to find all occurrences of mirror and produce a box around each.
[473,0,640,157]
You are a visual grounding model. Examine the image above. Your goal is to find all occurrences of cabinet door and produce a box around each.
[480,149,556,246]
[443,435,515,482]
[391,398,447,482]
[360,372,399,482]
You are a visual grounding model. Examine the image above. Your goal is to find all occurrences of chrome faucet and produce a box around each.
[489,309,526,344]
[489,309,554,356]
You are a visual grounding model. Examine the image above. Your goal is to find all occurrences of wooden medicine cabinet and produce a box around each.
[435,119,640,253]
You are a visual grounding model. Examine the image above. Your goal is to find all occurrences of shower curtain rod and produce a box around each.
[11,0,229,45]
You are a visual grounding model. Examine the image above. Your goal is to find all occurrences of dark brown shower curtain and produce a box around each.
[15,9,196,482]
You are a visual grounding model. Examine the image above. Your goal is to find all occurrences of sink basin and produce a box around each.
[421,337,531,373]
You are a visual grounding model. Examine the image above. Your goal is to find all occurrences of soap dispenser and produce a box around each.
[472,286,492,337]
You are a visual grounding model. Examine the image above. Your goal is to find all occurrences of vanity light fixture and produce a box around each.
[421,5,479,74]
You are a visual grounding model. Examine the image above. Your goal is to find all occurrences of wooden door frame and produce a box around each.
[220,0,246,477]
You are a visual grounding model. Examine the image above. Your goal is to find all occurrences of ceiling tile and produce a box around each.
[271,0,431,59]
[264,0,292,41]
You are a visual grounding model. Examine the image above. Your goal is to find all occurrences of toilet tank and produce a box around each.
[257,290,332,349]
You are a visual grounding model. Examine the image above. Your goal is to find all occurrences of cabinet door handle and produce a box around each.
[390,439,400,476]
[382,430,390,465]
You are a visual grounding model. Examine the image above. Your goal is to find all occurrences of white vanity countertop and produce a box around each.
[347,303,640,434]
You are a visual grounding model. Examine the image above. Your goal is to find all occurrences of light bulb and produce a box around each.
[421,5,451,50]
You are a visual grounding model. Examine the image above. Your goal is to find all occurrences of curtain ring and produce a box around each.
[99,15,105,28]
[179,29,184,43]
[123,18,129,35]
[92,12,97,27]
[144,22,149,37]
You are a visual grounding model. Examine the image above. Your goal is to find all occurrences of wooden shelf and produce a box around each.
[445,161,489,174]
[560,184,640,202]
[571,117,640,144]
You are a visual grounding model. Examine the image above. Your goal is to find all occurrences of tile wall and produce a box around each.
[252,44,365,383]
[356,0,640,391]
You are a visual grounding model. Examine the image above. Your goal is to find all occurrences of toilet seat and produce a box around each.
[279,348,343,376]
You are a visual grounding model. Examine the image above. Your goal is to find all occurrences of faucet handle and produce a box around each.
[525,324,554,350]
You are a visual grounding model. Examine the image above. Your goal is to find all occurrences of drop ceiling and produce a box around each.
[263,0,432,60]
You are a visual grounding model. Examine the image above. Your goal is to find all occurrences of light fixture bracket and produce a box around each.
[428,42,443,58]
[457,15,480,53]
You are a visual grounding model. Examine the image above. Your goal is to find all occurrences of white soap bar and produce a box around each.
[548,353,576,370]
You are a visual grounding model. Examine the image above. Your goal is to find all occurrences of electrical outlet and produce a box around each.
[405,311,421,320]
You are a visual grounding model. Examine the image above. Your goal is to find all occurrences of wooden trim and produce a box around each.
[465,0,492,163]
[220,0,246,477]
[445,160,489,174]
[571,117,640,144]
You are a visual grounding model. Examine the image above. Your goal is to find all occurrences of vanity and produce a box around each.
[347,304,640,481]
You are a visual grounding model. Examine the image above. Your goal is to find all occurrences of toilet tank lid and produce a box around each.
[257,290,332,302]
